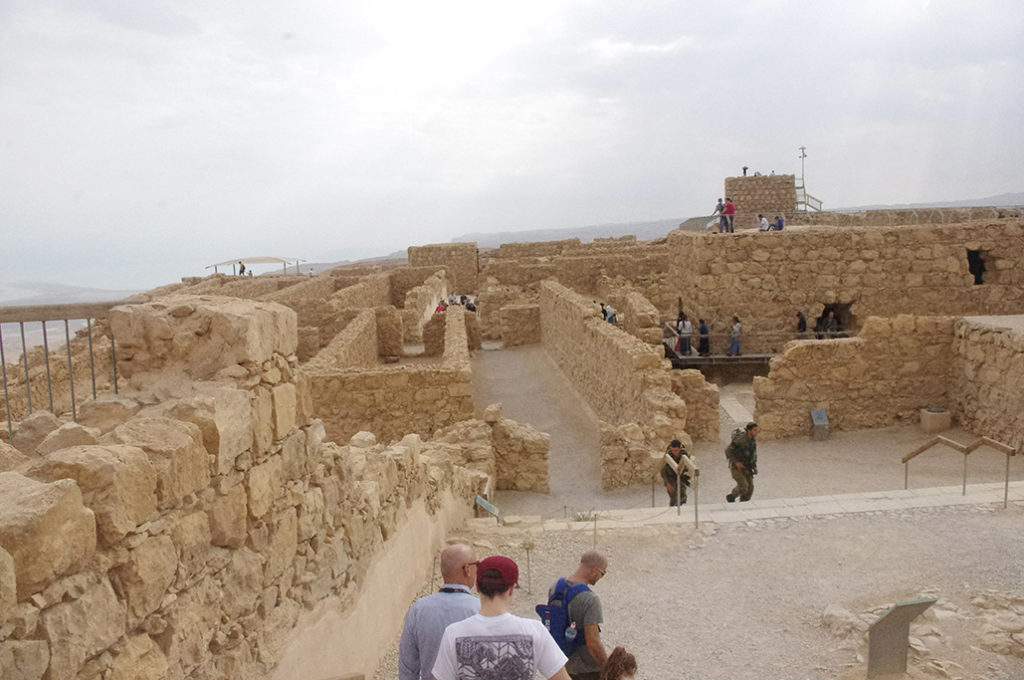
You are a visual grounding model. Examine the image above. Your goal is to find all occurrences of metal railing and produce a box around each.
[650,452,700,526]
[901,435,1018,508]
[0,302,122,439]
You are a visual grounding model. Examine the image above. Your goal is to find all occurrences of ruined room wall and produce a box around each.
[723,174,797,227]
[788,206,1023,228]
[390,266,450,308]
[616,291,662,346]
[539,281,698,488]
[667,220,1024,355]
[330,273,392,309]
[304,309,378,371]
[402,271,448,344]
[500,304,541,346]
[949,318,1024,449]
[0,295,492,680]
[306,307,474,444]
[670,369,720,442]
[752,315,955,439]
[477,279,535,341]
[407,243,479,294]
[483,250,669,295]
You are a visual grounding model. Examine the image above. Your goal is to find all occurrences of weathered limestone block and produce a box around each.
[209,481,247,549]
[170,511,213,578]
[248,456,283,518]
[0,440,30,472]
[492,418,550,493]
[109,295,298,379]
[109,634,169,680]
[482,403,502,424]
[11,411,60,455]
[298,487,325,541]
[252,386,274,456]
[272,383,297,440]
[110,535,177,628]
[0,640,49,680]
[40,576,124,680]
[28,444,157,547]
[220,548,262,619]
[35,422,101,454]
[76,396,141,434]
[104,417,209,510]
[264,507,298,581]
[149,387,254,475]
[350,431,377,448]
[280,429,309,480]
[0,473,96,599]
[156,580,221,679]
[0,545,15,623]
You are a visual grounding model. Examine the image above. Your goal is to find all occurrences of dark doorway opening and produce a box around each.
[966,249,986,285]
[814,302,856,339]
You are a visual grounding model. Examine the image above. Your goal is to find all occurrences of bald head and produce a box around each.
[572,551,608,586]
[440,543,476,587]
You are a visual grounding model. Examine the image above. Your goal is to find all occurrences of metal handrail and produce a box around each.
[902,435,1018,507]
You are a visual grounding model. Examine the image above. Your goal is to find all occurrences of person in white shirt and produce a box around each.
[759,214,771,231]
[433,556,571,680]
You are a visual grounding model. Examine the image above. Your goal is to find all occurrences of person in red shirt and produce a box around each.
[722,198,736,233]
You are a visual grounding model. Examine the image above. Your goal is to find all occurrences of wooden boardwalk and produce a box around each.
[662,337,775,368]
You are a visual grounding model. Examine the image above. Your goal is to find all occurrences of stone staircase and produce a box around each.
[467,481,1024,534]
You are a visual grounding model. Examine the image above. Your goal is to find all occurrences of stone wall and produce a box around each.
[401,271,448,344]
[0,295,497,680]
[389,266,450,308]
[667,220,1024,354]
[330,273,392,310]
[304,310,378,371]
[670,370,720,442]
[306,307,474,444]
[483,251,669,296]
[615,291,662,346]
[789,207,1022,228]
[723,174,797,227]
[949,318,1024,449]
[407,243,479,294]
[752,316,955,438]
[539,281,709,488]
[500,304,541,346]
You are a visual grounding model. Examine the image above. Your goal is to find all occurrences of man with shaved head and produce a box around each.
[399,541,480,680]
[547,551,609,680]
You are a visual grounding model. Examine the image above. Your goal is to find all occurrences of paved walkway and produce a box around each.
[468,481,1024,533]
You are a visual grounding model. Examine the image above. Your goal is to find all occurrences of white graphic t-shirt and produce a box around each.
[432,612,568,680]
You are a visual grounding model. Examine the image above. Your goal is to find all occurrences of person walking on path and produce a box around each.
[728,316,742,355]
[599,647,637,680]
[433,555,571,680]
[725,422,759,502]
[549,552,609,680]
[661,439,696,506]
[697,319,710,356]
[722,198,736,233]
[399,543,480,680]
[678,313,693,355]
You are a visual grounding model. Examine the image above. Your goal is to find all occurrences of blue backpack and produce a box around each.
[536,578,590,655]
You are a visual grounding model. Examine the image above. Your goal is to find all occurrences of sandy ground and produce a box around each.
[370,344,1024,680]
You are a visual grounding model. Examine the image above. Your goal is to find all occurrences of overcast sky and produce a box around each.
[1,0,1022,291]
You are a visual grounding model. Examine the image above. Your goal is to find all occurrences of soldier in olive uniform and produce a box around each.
[725,422,758,502]
[660,439,695,506]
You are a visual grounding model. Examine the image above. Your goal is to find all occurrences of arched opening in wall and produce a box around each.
[966,249,987,285]
[814,302,857,339]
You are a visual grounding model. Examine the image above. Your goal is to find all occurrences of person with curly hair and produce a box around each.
[599,647,637,680]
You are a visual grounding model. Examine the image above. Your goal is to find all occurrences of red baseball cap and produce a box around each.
[477,555,518,590]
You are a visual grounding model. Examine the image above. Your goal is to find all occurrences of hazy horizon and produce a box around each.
[3,1,1022,292]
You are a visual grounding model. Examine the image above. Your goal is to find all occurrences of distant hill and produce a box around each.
[0,281,142,307]
[836,192,1024,211]
[451,218,685,248]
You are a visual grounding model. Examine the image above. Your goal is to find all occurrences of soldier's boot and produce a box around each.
[726,494,735,503]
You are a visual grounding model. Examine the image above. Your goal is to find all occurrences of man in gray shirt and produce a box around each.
[399,543,480,680]
[548,551,609,680]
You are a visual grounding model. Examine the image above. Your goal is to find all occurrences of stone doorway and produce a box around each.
[815,302,857,338]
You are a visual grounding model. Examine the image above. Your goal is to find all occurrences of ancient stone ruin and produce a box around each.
[1,205,1023,679]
